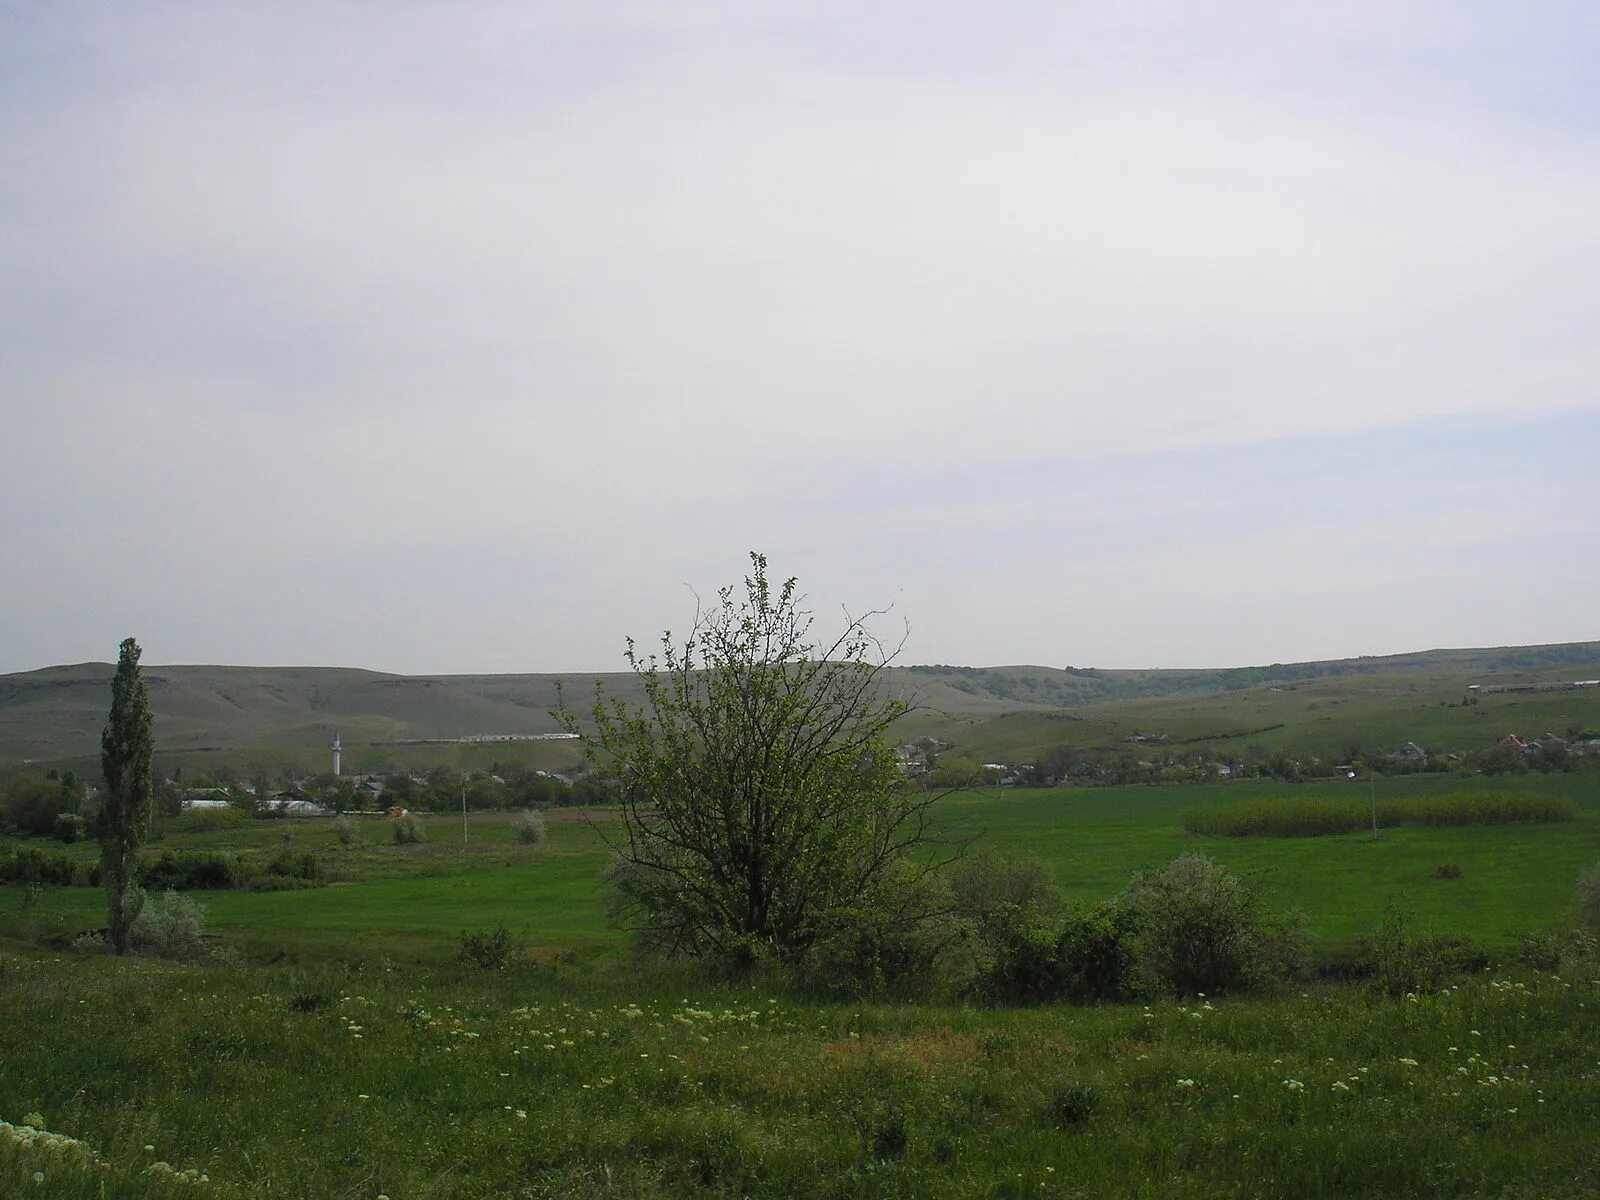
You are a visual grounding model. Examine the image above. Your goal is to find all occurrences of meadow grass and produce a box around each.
[1179,790,1575,838]
[1,947,1598,1198]
[3,778,1600,1196]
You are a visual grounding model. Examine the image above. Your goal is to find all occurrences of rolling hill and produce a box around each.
[2,641,1598,776]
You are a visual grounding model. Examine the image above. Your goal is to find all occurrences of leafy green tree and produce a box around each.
[3,775,67,835]
[557,553,949,967]
[100,637,155,954]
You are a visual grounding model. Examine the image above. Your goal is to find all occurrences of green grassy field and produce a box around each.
[7,774,1599,961]
[2,940,1598,1197]
[5,778,1600,1197]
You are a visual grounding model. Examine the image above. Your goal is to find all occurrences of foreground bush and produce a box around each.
[1055,903,1140,1002]
[394,813,425,844]
[798,867,960,997]
[1182,790,1573,837]
[949,852,1069,1002]
[1115,853,1296,996]
[959,853,1299,1002]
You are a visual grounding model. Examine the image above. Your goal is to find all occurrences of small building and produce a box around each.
[263,791,329,817]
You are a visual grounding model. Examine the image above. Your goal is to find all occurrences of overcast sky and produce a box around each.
[2,2,1596,675]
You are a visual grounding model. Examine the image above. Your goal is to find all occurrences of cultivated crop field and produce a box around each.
[3,774,1599,1197]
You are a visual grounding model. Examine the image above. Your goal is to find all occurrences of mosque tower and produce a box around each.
[331,733,342,779]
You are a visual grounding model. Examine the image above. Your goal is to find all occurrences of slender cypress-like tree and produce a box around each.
[100,637,154,954]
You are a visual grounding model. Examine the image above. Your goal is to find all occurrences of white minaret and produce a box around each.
[331,733,342,778]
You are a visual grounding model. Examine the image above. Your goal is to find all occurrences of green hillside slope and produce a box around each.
[2,641,1597,774]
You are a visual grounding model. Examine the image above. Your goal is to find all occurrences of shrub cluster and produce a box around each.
[0,847,80,886]
[957,852,1305,1002]
[52,812,89,844]
[460,925,517,969]
[787,851,1306,1002]
[394,813,426,844]
[1182,790,1572,837]
[799,900,955,998]
[264,848,323,883]
[138,851,247,891]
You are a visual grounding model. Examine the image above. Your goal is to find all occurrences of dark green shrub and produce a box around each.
[0,847,79,886]
[1055,903,1137,1001]
[264,848,323,882]
[972,905,1065,1003]
[951,851,1068,1002]
[800,901,951,998]
[460,925,516,970]
[139,851,246,891]
[1116,853,1271,996]
[1435,863,1463,880]
[52,812,88,844]
[1515,930,1565,971]
[394,812,425,844]
[1,775,72,836]
[170,806,249,834]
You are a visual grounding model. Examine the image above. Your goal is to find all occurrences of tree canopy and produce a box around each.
[559,553,946,967]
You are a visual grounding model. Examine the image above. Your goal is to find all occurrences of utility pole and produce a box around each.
[462,772,469,847]
[1369,764,1379,841]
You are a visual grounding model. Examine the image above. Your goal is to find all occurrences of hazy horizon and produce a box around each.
[4,4,1596,675]
[9,633,1598,682]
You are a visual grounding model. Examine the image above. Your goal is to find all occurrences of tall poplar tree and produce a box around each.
[101,637,154,954]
